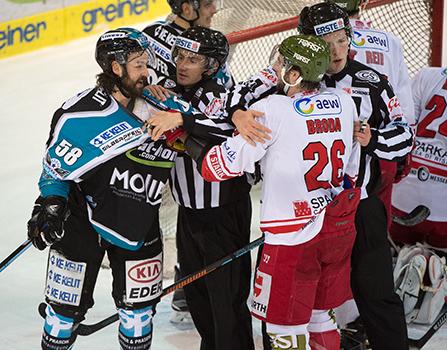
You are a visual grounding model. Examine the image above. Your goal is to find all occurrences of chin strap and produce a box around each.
[177,9,200,27]
[281,66,302,94]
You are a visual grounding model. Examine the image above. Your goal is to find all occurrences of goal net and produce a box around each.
[211,0,442,81]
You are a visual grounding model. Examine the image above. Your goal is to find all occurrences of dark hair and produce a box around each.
[96,71,118,95]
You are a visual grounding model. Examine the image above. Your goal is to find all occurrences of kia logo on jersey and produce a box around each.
[294,93,342,116]
[128,258,162,283]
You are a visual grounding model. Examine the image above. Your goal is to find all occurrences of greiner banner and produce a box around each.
[0,0,170,59]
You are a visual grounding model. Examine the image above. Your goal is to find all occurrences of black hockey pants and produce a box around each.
[351,195,409,350]
[176,194,255,350]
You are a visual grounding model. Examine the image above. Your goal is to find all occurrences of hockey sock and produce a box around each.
[41,304,76,350]
[118,305,154,350]
[266,323,310,350]
[308,309,339,350]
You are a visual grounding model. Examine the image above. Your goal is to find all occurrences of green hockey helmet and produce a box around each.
[270,34,330,83]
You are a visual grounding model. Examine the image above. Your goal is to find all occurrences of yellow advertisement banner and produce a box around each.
[0,0,170,59]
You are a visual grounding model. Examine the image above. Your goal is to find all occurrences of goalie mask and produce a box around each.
[172,26,229,76]
[298,2,352,39]
[269,34,330,89]
[95,27,156,73]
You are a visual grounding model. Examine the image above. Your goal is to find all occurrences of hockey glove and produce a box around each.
[27,196,70,250]
[164,127,186,152]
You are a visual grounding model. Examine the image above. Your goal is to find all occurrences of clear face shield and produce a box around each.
[125,47,157,69]
[172,48,207,68]
[269,45,303,92]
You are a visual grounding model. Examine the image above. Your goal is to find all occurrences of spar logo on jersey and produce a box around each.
[174,37,200,52]
[294,93,342,116]
[442,68,447,77]
[314,18,345,35]
[352,30,389,51]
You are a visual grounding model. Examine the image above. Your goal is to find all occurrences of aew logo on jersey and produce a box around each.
[314,18,345,35]
[174,37,200,52]
[126,253,163,302]
[352,30,389,51]
[294,93,342,116]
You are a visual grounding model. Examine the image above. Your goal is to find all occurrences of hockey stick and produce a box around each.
[0,239,33,273]
[392,205,430,227]
[38,236,265,336]
[408,304,447,349]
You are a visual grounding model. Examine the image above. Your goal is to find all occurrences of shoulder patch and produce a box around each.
[163,79,177,89]
[355,70,381,83]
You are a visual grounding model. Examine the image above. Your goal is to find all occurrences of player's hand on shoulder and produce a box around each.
[27,196,70,251]
[145,85,175,102]
[231,109,271,146]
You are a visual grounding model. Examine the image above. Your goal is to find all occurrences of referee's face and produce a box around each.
[322,30,350,74]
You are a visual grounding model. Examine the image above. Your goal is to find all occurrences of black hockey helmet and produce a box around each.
[168,0,200,15]
[172,26,229,71]
[298,2,352,38]
[95,27,156,72]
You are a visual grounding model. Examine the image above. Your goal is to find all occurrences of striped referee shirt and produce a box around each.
[163,68,278,209]
[323,59,413,199]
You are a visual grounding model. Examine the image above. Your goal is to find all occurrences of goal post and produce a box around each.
[211,0,444,81]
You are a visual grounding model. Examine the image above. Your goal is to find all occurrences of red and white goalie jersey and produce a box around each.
[392,67,447,222]
[349,19,415,125]
[200,88,360,246]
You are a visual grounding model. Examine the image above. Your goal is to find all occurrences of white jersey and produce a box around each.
[349,19,415,125]
[392,67,447,222]
[200,88,360,246]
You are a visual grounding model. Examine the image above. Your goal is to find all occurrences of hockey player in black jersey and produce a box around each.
[25,27,218,350]
[299,3,413,350]
[143,0,233,87]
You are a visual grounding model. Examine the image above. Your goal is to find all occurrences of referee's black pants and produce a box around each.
[177,194,254,350]
[351,195,409,350]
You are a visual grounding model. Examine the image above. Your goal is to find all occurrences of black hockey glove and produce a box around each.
[27,196,70,250]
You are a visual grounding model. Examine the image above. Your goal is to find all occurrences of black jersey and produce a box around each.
[143,20,233,88]
[161,66,278,209]
[323,59,413,198]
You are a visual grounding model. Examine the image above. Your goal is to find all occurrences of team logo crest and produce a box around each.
[355,70,381,83]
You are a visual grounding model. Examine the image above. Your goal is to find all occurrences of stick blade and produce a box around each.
[392,205,430,227]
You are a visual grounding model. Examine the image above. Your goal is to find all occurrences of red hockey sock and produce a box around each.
[309,330,340,350]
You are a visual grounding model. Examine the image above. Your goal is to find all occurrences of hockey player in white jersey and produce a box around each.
[327,0,414,125]
[391,67,447,248]
[183,34,361,350]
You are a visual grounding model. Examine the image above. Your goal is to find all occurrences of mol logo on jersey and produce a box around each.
[294,93,342,116]
[352,30,389,51]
